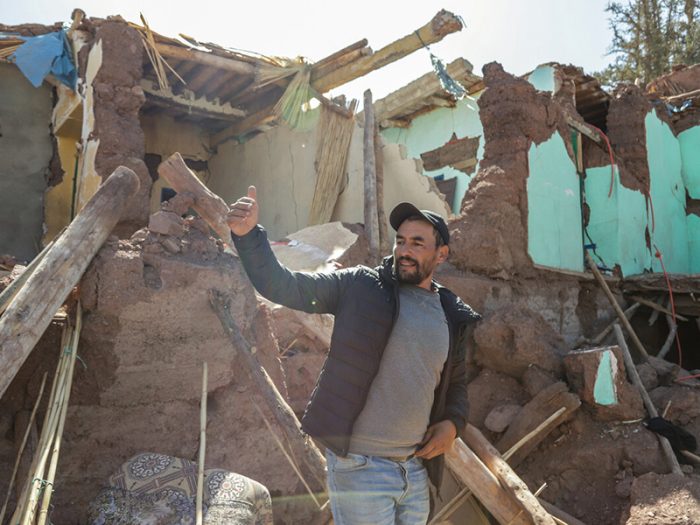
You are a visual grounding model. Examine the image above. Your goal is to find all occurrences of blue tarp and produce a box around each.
[3,30,77,89]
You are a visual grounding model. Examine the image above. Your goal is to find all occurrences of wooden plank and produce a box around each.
[464,425,556,525]
[0,167,140,398]
[157,152,231,242]
[420,135,480,172]
[496,382,581,467]
[613,324,683,475]
[629,295,688,322]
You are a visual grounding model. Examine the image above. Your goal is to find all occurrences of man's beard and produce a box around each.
[394,256,434,285]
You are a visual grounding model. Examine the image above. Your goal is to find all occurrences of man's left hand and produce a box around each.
[415,420,457,459]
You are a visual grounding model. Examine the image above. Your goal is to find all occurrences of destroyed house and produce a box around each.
[1,8,700,525]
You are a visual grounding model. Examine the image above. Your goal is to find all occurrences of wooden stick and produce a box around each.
[208,290,327,489]
[502,407,567,463]
[0,372,47,524]
[658,313,678,359]
[586,252,649,360]
[0,166,140,398]
[613,324,683,475]
[538,498,589,525]
[680,450,700,465]
[630,295,687,322]
[363,90,380,263]
[506,483,548,525]
[591,303,640,345]
[11,326,71,524]
[36,305,82,525]
[196,362,208,525]
[253,402,326,510]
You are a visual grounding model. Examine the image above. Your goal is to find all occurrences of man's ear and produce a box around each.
[437,245,449,263]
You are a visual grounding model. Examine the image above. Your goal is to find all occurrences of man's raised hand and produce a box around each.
[227,186,259,237]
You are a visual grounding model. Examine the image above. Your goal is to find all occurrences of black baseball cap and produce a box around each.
[389,202,449,246]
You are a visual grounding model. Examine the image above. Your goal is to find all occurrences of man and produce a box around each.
[228,186,480,525]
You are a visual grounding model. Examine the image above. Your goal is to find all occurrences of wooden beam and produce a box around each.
[629,295,688,322]
[364,90,380,263]
[157,152,232,242]
[420,135,480,172]
[445,439,535,525]
[187,66,222,93]
[613,325,683,475]
[214,10,463,139]
[370,58,474,124]
[141,79,246,121]
[0,167,140,398]
[564,114,602,143]
[312,38,368,71]
[154,42,256,76]
[313,10,464,94]
[463,425,556,525]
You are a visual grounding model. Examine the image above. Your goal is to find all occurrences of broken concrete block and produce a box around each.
[563,346,645,421]
[162,191,195,216]
[271,221,366,272]
[484,403,522,433]
[466,368,529,431]
[473,305,566,379]
[160,237,181,254]
[148,210,185,237]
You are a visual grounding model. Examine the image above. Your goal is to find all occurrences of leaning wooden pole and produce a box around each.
[196,362,208,525]
[585,251,649,360]
[613,324,683,475]
[363,89,380,263]
[374,123,389,253]
[0,166,140,398]
[208,290,328,489]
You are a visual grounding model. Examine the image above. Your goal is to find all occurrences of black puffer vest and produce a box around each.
[234,226,481,487]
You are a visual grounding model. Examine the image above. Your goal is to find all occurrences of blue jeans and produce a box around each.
[325,450,430,525]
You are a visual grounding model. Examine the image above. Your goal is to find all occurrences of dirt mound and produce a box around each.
[624,472,700,525]
[473,305,567,379]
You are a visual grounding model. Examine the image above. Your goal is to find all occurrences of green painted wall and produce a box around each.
[527,132,584,271]
[527,65,556,92]
[679,126,700,199]
[585,165,650,275]
[688,214,700,272]
[584,112,696,276]
[381,94,484,213]
[593,350,618,406]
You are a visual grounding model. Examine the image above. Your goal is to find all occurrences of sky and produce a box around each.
[1,0,616,101]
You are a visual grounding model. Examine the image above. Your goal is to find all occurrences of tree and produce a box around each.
[597,0,700,85]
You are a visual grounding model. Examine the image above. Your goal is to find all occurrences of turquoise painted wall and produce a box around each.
[527,65,556,92]
[585,112,697,276]
[381,94,484,213]
[688,214,700,272]
[645,112,689,273]
[679,126,700,199]
[527,132,584,271]
[585,165,650,275]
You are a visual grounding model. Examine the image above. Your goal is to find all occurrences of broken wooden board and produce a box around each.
[496,382,581,467]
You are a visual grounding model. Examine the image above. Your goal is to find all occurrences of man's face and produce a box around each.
[393,219,448,289]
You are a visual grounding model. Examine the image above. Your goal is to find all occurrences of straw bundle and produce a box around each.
[133,15,185,90]
[256,59,313,129]
[307,100,358,225]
